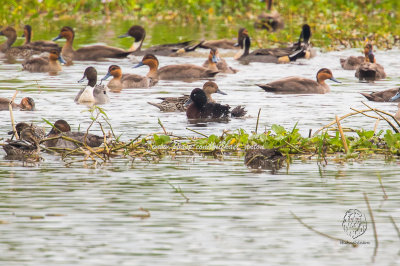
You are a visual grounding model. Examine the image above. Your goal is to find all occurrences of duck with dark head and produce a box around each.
[118,25,202,56]
[185,88,246,120]
[44,120,104,149]
[134,54,219,81]
[0,97,35,111]
[53,26,133,63]
[148,81,227,112]
[22,25,59,52]
[75,67,110,105]
[257,68,341,94]
[22,48,66,74]
[101,65,157,91]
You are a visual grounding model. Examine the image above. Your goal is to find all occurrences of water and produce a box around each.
[1,23,400,265]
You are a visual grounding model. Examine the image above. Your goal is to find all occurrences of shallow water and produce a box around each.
[1,23,400,265]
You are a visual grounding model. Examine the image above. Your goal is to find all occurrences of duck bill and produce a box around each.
[133,62,144,68]
[330,77,341,83]
[52,35,62,41]
[212,55,219,63]
[390,91,400,102]
[78,75,87,83]
[184,99,193,107]
[58,55,66,64]
[101,72,112,81]
[118,33,130,38]
[216,89,227,95]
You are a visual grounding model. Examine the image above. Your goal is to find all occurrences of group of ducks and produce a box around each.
[0,23,397,159]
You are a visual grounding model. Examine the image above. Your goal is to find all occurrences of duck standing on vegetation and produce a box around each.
[360,87,400,102]
[118,25,202,56]
[235,27,311,64]
[254,0,284,32]
[44,119,104,149]
[53,26,133,62]
[355,44,386,81]
[3,122,45,159]
[22,49,66,74]
[185,88,246,119]
[101,65,157,91]
[133,54,219,81]
[148,81,227,112]
[257,68,340,94]
[203,48,238,74]
[0,97,35,111]
[75,67,110,105]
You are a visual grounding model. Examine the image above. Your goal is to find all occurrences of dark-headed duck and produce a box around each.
[75,67,110,105]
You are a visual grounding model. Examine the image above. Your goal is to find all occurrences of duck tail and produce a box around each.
[184,40,205,52]
[256,84,274,92]
[231,105,247,117]
[360,93,376,101]
[206,70,219,77]
[147,102,163,110]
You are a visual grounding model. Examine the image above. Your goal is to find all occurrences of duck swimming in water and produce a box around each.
[235,27,311,64]
[0,26,17,53]
[148,81,227,112]
[360,87,400,102]
[44,119,104,149]
[53,26,133,62]
[118,25,202,56]
[0,97,35,111]
[3,122,45,160]
[203,48,238,74]
[134,54,219,81]
[257,68,341,94]
[75,67,110,105]
[185,88,246,119]
[355,44,386,81]
[22,25,59,52]
[22,49,66,74]
[341,44,374,70]
[101,65,157,91]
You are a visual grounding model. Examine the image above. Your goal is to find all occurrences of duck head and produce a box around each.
[20,97,35,111]
[53,26,74,41]
[209,48,220,63]
[22,25,32,44]
[390,89,400,102]
[78,67,98,87]
[47,119,71,136]
[8,122,30,138]
[184,88,208,108]
[300,24,311,44]
[101,65,122,81]
[364,44,375,63]
[316,68,341,84]
[203,81,226,96]
[133,54,159,69]
[118,25,146,52]
[0,26,17,50]
[49,49,66,64]
[234,28,250,59]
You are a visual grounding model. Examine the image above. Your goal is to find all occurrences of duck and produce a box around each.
[148,81,227,112]
[133,54,219,81]
[44,119,104,149]
[355,44,386,81]
[0,97,35,111]
[201,39,238,50]
[257,68,340,94]
[341,44,376,70]
[185,88,246,119]
[0,26,17,53]
[360,87,400,102]
[0,26,44,58]
[75,67,110,105]
[235,27,310,64]
[253,0,284,32]
[244,148,285,171]
[101,65,157,91]
[22,49,66,74]
[53,26,132,62]
[118,25,202,56]
[3,122,45,159]
[22,25,59,52]
[202,48,238,74]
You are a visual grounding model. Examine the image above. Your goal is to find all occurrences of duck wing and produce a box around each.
[93,84,110,104]
[121,74,149,88]
[201,102,230,118]
[75,45,132,60]
[360,87,399,102]
[159,64,219,79]
[22,57,49,72]
[257,77,320,93]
